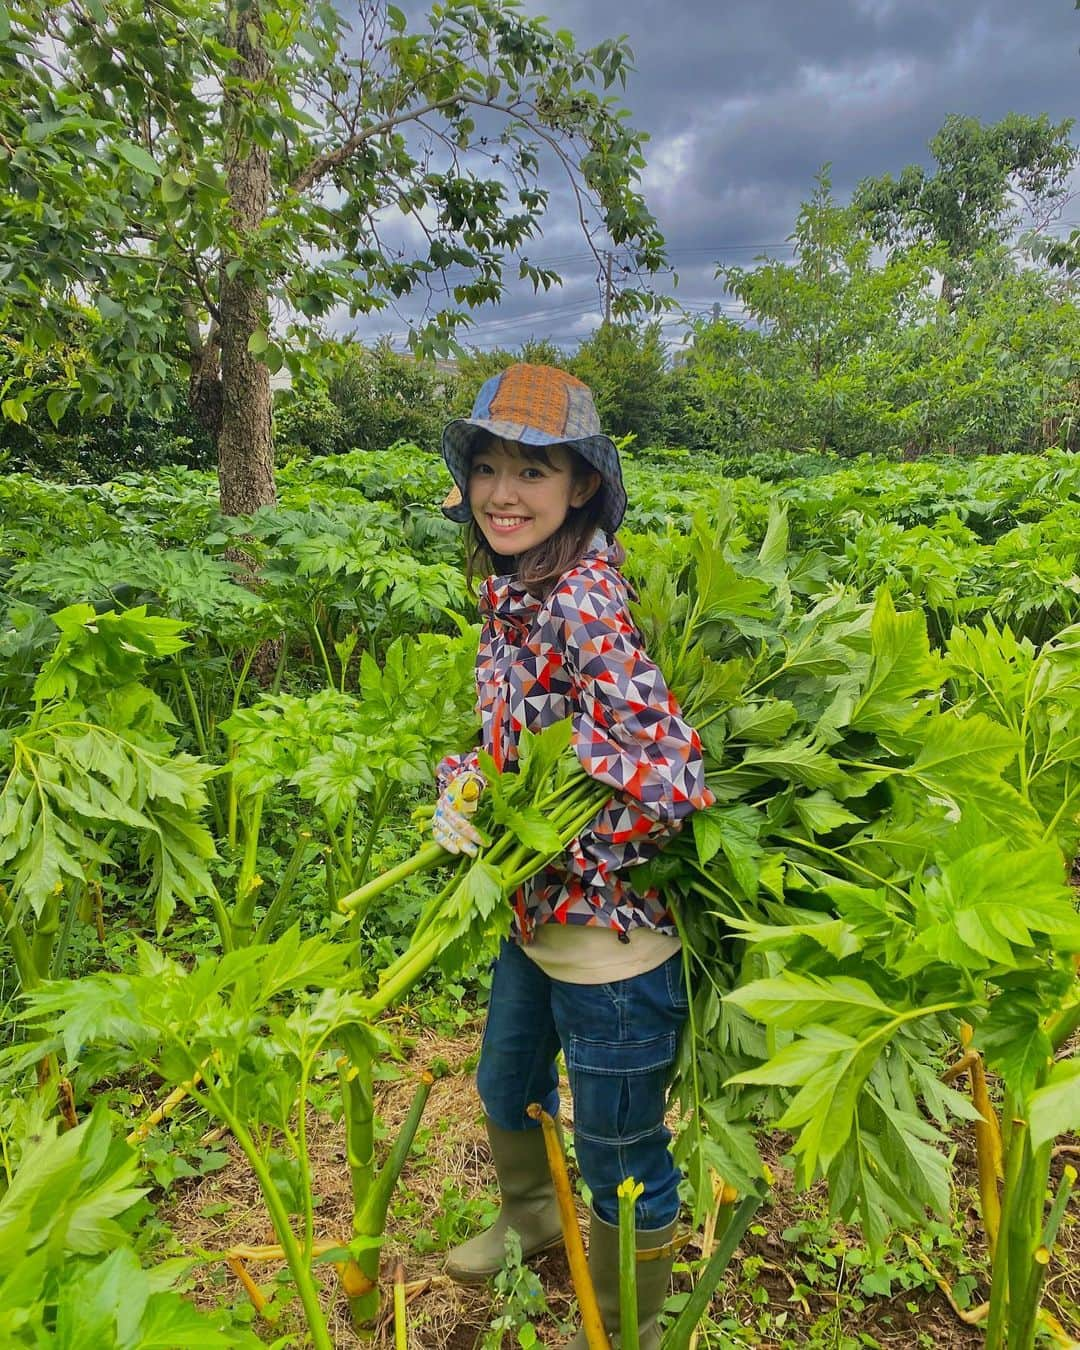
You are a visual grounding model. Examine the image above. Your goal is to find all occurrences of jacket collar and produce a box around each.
[478,530,617,623]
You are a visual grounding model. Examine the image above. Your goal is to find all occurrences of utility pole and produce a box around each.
[603,251,613,325]
[712,301,721,325]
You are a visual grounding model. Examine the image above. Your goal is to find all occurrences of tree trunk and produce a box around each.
[218,0,275,518]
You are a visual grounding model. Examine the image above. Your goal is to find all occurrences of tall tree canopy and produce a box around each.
[853,112,1077,306]
[0,0,667,511]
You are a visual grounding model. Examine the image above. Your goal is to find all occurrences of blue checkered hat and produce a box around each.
[440,363,627,532]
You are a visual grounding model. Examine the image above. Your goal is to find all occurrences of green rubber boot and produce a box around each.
[565,1209,678,1349]
[445,1118,563,1285]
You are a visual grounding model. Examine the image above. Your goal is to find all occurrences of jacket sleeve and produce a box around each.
[435,747,482,796]
[546,566,714,884]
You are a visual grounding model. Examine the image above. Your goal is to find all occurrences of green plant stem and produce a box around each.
[357,1070,434,1236]
[985,1117,1028,1350]
[229,643,260,716]
[660,1195,761,1350]
[1007,1139,1052,1349]
[178,663,225,836]
[1014,1150,1068,1350]
[193,1080,334,1350]
[348,793,389,950]
[617,1179,641,1350]
[408,863,471,947]
[309,615,335,689]
[49,878,83,979]
[0,885,39,992]
[338,841,450,915]
[365,932,445,1017]
[774,830,911,901]
[394,1262,408,1350]
[270,633,289,694]
[230,793,266,946]
[500,799,607,890]
[338,1027,380,1326]
[253,830,314,945]
[29,884,62,982]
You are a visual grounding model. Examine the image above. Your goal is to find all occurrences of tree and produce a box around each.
[0,0,666,513]
[568,320,669,442]
[702,168,939,455]
[853,113,1077,306]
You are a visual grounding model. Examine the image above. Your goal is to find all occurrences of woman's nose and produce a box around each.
[490,472,521,504]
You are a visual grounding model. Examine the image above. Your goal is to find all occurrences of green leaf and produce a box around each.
[246,328,269,355]
[977,994,1053,1098]
[495,804,564,854]
[793,791,862,836]
[739,736,845,790]
[727,699,797,744]
[160,172,189,203]
[909,842,1080,971]
[726,972,894,1033]
[692,803,762,898]
[45,390,75,428]
[1028,1058,1080,1151]
[906,713,1042,845]
[849,588,941,733]
[463,860,504,921]
[114,140,160,177]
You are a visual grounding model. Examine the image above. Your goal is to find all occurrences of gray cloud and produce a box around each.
[345,1,1080,353]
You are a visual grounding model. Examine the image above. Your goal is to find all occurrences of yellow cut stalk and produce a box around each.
[227,1256,272,1320]
[394,1259,408,1350]
[126,1063,209,1145]
[944,1035,1003,1258]
[528,1103,611,1350]
[969,1054,1004,1256]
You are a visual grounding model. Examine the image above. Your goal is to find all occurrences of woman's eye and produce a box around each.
[522,468,544,480]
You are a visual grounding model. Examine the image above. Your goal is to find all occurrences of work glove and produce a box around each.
[431,770,485,857]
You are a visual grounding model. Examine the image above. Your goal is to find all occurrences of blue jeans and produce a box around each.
[476,938,688,1229]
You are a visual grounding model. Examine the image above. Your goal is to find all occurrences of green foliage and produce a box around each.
[854,113,1078,301]
[568,321,670,442]
[275,339,459,459]
[2,444,1080,1344]
[0,1105,253,1346]
[674,167,1080,460]
[0,0,666,436]
[1,605,218,951]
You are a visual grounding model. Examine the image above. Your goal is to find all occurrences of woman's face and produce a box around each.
[468,438,600,555]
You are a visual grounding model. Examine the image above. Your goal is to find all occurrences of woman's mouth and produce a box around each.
[487,514,531,534]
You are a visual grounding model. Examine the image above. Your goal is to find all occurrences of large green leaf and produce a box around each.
[849,588,941,734]
[908,842,1080,971]
[1027,1058,1080,1151]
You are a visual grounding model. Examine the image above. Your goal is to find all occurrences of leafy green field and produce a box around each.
[1,444,1078,1348]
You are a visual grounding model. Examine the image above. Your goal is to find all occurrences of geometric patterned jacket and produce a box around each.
[436,533,714,944]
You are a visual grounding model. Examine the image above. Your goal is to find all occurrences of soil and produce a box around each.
[161,1016,1080,1349]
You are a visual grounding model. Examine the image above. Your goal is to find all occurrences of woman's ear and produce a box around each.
[570,470,602,508]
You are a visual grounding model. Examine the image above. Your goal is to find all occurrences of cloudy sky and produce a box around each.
[350,1,1080,355]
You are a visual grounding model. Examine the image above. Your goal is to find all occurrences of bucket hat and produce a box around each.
[440,363,627,533]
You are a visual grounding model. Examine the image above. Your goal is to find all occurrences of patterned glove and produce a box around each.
[431,771,485,856]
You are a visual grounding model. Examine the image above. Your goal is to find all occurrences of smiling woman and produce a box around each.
[469,438,601,560]
[441,363,630,597]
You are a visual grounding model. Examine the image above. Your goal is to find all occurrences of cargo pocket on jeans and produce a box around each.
[567,1032,676,1146]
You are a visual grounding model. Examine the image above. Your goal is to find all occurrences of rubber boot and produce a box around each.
[445,1117,563,1285]
[565,1209,678,1349]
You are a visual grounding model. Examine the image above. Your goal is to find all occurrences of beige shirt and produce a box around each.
[520,921,680,985]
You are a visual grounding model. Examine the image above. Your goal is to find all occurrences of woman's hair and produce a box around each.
[463,437,622,598]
